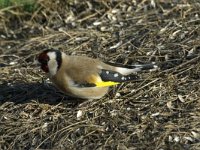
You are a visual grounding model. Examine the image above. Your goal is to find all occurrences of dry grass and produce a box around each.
[0,0,200,149]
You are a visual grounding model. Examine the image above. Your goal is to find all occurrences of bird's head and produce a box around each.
[36,49,62,76]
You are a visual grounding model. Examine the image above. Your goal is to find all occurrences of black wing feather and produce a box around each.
[100,69,139,83]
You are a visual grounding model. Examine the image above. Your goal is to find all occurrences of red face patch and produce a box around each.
[37,52,50,73]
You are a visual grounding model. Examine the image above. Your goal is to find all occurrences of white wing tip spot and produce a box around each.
[114,73,119,77]
[106,71,110,74]
[153,65,158,69]
[150,65,159,72]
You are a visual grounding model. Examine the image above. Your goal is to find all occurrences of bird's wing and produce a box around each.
[97,69,139,86]
[71,69,139,88]
[65,56,139,88]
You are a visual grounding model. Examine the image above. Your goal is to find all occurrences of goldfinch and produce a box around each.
[36,49,158,99]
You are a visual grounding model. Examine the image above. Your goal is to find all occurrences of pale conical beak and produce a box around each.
[32,58,41,68]
[33,59,40,65]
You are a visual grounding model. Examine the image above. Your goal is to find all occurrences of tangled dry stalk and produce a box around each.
[0,0,200,149]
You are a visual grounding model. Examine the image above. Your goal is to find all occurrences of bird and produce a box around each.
[36,49,158,99]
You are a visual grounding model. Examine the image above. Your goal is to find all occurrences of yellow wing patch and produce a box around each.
[86,74,119,87]
[95,81,119,87]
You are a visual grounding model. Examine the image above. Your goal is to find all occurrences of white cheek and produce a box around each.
[48,60,58,76]
[47,52,59,76]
